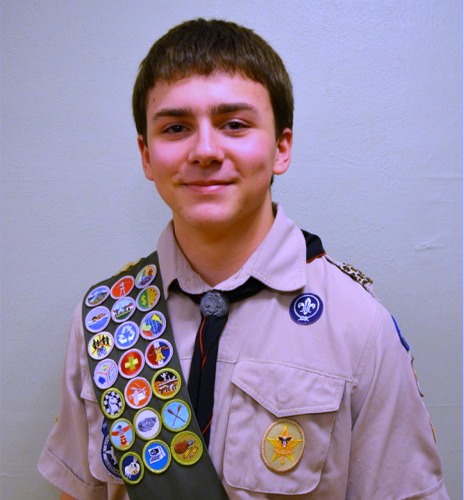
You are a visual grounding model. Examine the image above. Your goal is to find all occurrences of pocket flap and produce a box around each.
[231,360,344,417]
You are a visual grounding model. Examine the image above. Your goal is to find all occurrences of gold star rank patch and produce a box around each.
[261,419,305,473]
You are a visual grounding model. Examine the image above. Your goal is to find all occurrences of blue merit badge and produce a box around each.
[100,419,121,479]
[289,293,323,325]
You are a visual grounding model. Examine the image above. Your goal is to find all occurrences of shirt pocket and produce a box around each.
[223,360,345,496]
[80,372,124,485]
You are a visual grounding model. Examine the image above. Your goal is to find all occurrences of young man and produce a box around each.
[38,19,448,499]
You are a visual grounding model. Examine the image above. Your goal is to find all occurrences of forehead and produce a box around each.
[146,72,273,113]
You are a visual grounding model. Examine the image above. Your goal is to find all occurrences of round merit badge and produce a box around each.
[162,399,191,432]
[289,293,323,325]
[136,286,160,312]
[140,311,166,340]
[85,306,111,333]
[135,264,157,289]
[101,388,125,419]
[114,321,139,350]
[110,418,135,451]
[145,339,173,370]
[261,419,305,473]
[88,332,114,360]
[171,431,203,466]
[120,451,144,485]
[143,440,171,474]
[85,285,110,307]
[93,359,118,389]
[134,407,162,440]
[110,275,135,299]
[124,377,152,410]
[119,349,144,379]
[112,296,136,323]
[151,368,181,400]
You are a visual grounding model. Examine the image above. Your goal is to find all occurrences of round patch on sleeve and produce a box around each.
[261,419,305,473]
[289,293,323,325]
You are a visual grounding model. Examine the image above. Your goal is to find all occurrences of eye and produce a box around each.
[223,120,249,132]
[162,124,188,134]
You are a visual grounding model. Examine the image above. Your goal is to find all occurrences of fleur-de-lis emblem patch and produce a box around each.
[289,293,323,325]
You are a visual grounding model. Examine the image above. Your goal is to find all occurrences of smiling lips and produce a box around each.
[182,179,233,193]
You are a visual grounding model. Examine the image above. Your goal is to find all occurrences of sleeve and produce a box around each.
[348,305,449,500]
[37,304,111,500]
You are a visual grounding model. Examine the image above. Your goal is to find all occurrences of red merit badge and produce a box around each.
[261,419,305,473]
[119,349,144,378]
[124,377,152,409]
[151,368,181,400]
[145,339,173,369]
[111,276,135,299]
[170,431,203,466]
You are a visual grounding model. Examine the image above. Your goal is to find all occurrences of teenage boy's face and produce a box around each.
[138,72,292,237]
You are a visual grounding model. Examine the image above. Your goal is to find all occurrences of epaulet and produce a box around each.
[324,255,376,298]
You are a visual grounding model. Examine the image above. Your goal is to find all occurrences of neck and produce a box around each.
[173,206,275,286]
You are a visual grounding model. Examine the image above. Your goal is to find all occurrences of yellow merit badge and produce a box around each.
[261,419,305,473]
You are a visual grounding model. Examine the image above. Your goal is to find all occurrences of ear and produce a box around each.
[273,128,292,176]
[137,135,155,181]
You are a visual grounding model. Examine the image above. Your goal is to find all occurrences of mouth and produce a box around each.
[182,180,233,193]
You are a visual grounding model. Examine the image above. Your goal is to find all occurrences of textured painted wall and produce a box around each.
[1,1,462,498]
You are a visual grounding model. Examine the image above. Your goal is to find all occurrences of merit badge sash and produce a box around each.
[82,251,228,499]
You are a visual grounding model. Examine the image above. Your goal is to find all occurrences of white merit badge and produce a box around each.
[261,419,305,473]
[145,339,173,369]
[289,293,323,325]
[143,440,171,474]
[124,377,152,410]
[120,451,144,485]
[136,286,160,312]
[85,285,110,307]
[94,359,118,389]
[134,407,162,440]
[110,276,135,299]
[135,264,157,289]
[88,332,114,360]
[114,321,139,350]
[85,306,111,333]
[111,296,136,323]
[140,311,166,340]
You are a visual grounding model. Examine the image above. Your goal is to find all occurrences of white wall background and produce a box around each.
[1,1,462,498]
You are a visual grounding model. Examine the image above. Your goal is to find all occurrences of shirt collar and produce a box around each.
[157,204,308,298]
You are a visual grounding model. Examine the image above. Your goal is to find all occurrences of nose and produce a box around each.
[188,124,224,166]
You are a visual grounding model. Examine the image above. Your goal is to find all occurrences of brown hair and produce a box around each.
[132,18,293,143]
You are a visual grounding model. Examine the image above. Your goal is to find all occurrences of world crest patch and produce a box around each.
[289,293,323,325]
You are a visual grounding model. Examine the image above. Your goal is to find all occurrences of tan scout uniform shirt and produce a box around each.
[38,205,448,499]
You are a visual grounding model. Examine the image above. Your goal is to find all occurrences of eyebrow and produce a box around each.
[151,102,258,122]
